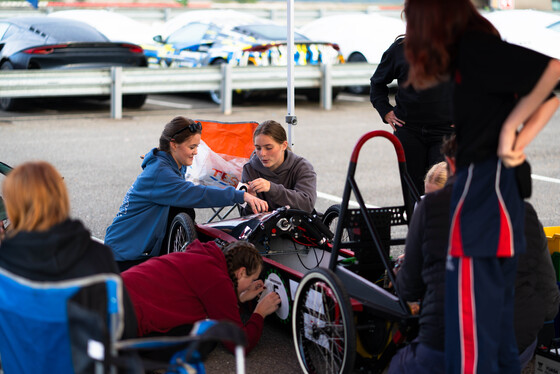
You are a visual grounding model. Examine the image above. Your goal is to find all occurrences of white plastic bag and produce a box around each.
[186,140,249,188]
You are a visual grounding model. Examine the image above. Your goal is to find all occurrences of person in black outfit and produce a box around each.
[515,203,560,368]
[370,36,454,195]
[0,161,137,339]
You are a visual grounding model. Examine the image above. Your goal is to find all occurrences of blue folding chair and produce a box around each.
[0,267,246,374]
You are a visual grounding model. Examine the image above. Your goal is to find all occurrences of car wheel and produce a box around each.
[292,267,356,374]
[304,87,341,103]
[346,53,369,95]
[165,212,197,254]
[0,62,22,111]
[122,94,147,109]
[209,59,252,105]
[209,59,227,105]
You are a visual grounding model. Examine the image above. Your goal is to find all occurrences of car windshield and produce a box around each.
[24,21,108,42]
[167,22,210,45]
[232,24,309,41]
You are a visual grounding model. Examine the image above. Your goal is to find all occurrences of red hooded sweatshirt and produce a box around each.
[122,240,264,353]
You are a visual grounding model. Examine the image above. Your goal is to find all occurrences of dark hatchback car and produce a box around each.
[0,16,148,111]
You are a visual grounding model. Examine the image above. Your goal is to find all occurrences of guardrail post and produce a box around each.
[321,63,333,110]
[110,66,123,120]
[220,63,233,115]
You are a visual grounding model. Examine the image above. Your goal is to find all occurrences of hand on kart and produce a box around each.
[254,291,281,318]
[248,178,271,194]
[384,111,405,132]
[239,279,265,303]
[244,193,268,213]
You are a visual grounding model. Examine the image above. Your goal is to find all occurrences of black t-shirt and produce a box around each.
[453,31,551,168]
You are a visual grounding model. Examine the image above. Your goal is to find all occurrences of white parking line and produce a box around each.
[146,99,193,109]
[317,191,378,208]
[337,94,369,102]
[532,174,560,184]
[317,175,560,210]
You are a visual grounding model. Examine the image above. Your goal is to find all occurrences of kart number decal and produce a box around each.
[264,271,290,321]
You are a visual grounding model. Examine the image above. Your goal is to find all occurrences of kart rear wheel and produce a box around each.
[322,204,352,242]
[166,212,197,254]
[292,268,355,374]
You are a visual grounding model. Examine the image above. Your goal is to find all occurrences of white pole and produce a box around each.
[286,0,297,149]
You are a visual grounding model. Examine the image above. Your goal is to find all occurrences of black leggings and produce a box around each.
[394,124,454,195]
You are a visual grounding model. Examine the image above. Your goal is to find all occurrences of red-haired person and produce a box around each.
[404,1,560,373]
[0,161,137,341]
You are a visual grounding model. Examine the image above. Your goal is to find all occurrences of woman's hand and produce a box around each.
[244,193,268,213]
[499,148,526,168]
[498,131,526,168]
[248,178,271,194]
[239,280,265,303]
[384,111,405,131]
[254,291,281,318]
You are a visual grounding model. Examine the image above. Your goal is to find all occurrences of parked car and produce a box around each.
[144,10,345,104]
[0,161,11,243]
[48,10,157,46]
[300,13,405,94]
[484,9,560,60]
[0,16,148,111]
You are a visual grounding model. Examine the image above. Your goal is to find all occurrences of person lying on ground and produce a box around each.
[121,240,281,354]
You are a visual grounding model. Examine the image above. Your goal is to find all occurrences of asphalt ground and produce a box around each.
[1,92,560,373]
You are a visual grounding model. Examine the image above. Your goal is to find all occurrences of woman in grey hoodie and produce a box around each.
[241,120,317,214]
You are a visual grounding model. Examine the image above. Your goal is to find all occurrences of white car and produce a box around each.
[484,9,560,59]
[300,13,405,94]
[48,10,157,46]
[145,10,344,104]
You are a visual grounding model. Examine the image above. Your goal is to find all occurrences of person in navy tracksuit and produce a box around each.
[404,0,560,373]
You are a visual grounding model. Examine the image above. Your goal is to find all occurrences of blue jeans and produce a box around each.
[387,340,444,374]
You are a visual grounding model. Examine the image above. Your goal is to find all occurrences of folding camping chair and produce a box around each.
[0,267,246,374]
[189,120,258,223]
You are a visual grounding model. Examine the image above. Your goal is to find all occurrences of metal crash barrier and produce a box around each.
[0,62,376,118]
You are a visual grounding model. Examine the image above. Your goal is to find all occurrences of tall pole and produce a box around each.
[285,0,297,149]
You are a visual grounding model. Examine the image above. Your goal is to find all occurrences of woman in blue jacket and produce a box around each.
[105,116,268,271]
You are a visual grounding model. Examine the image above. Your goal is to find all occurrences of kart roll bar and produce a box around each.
[329,130,421,317]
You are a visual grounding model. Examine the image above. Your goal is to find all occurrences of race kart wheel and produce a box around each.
[322,204,353,242]
[0,62,22,111]
[292,268,356,374]
[166,212,197,254]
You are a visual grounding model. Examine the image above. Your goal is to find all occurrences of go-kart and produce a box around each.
[164,130,422,374]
